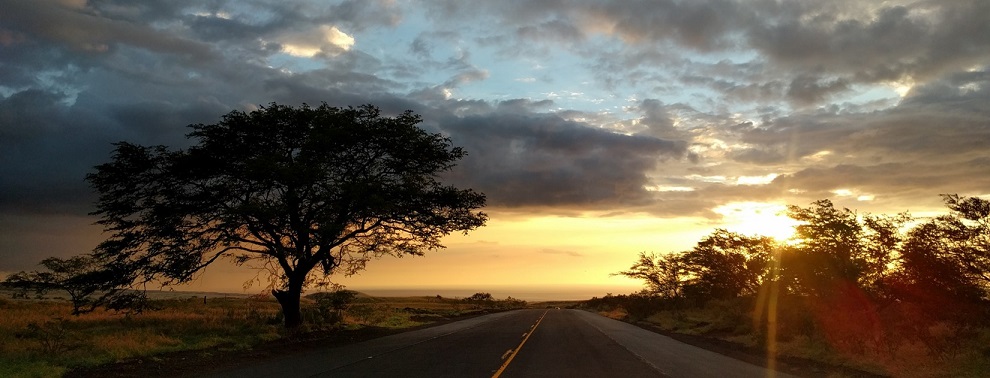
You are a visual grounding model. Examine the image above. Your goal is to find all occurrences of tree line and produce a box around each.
[611,195,990,358]
[618,195,990,311]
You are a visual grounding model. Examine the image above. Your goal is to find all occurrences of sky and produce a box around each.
[1,0,989,299]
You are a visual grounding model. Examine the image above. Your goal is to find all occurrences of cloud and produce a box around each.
[634,99,679,139]
[0,0,215,61]
[768,159,990,210]
[427,1,990,107]
[740,68,990,162]
[277,25,355,57]
[0,90,103,214]
[748,1,990,83]
[439,112,688,210]
[0,87,237,215]
[786,75,850,106]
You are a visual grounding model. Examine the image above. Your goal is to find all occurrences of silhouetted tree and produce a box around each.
[860,212,911,296]
[680,229,776,300]
[614,251,685,299]
[899,195,990,305]
[775,200,912,299]
[467,292,494,302]
[4,256,105,314]
[609,195,990,366]
[15,103,487,328]
[783,200,870,295]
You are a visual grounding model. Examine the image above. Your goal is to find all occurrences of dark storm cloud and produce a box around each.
[0,87,242,214]
[682,76,784,105]
[0,90,108,214]
[439,112,688,210]
[431,1,990,106]
[0,90,65,142]
[430,0,744,50]
[719,1,988,101]
[739,68,990,163]
[747,0,990,84]
[0,0,215,62]
[495,99,555,114]
[785,75,850,106]
[697,67,990,210]
[769,157,990,208]
[728,148,786,165]
[168,0,401,42]
[635,99,679,139]
[514,18,585,46]
[585,0,743,51]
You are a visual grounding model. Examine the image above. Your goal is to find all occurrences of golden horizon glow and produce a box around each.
[712,202,798,241]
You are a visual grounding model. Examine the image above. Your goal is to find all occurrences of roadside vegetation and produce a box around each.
[0,290,525,378]
[589,195,990,377]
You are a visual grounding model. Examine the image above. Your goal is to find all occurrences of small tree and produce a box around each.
[860,212,911,296]
[14,103,487,328]
[5,256,105,314]
[784,200,869,295]
[306,289,357,327]
[466,292,495,308]
[613,251,686,299]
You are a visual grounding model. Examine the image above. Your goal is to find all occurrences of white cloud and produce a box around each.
[736,173,778,185]
[280,25,355,57]
[687,174,728,183]
[832,189,855,197]
[644,185,695,192]
[802,150,833,163]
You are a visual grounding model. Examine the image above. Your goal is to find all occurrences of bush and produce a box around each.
[18,318,78,355]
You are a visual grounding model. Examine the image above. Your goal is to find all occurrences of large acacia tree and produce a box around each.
[84,103,487,328]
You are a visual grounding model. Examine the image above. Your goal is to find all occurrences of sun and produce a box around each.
[712,202,798,241]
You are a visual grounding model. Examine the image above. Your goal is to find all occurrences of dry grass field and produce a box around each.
[0,289,518,378]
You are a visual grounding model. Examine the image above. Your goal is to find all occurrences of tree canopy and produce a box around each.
[618,195,990,315]
[12,103,487,328]
[608,195,990,370]
[899,194,990,305]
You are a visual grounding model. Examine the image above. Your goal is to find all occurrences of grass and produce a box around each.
[0,291,520,377]
[593,297,990,378]
[0,294,284,377]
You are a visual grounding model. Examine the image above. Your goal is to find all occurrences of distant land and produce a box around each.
[165,285,642,302]
[346,285,640,301]
[1,279,641,302]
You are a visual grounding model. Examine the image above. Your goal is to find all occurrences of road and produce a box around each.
[206,309,795,378]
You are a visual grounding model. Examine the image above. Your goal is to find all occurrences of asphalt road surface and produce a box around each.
[207,309,795,378]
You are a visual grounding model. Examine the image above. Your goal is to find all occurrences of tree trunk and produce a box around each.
[273,280,304,329]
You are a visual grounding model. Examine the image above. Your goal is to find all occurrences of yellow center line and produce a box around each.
[491,310,549,378]
[500,349,513,360]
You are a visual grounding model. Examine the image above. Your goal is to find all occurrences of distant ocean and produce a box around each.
[159,283,643,301]
[351,285,641,301]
